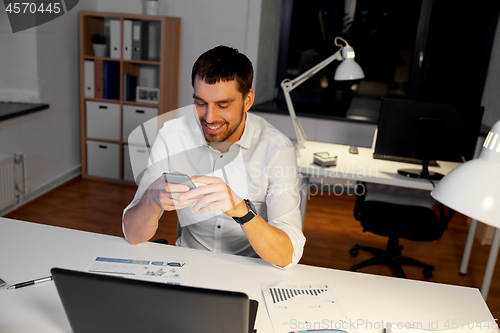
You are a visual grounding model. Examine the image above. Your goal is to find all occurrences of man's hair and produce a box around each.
[191,45,253,97]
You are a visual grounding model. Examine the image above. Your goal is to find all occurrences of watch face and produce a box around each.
[246,199,256,212]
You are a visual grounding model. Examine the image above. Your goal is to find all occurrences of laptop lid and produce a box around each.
[52,268,255,333]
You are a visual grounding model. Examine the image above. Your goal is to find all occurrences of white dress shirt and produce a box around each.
[123,105,306,269]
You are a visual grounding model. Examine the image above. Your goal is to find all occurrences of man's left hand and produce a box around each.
[178,175,247,217]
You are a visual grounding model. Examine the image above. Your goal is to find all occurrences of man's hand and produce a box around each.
[178,175,247,217]
[150,173,201,211]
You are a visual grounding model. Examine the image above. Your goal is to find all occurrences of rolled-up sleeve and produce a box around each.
[265,144,306,269]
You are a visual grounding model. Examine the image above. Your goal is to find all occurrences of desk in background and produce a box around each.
[296,140,461,223]
[0,217,494,333]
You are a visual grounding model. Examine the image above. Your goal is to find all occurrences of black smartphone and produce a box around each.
[162,172,196,190]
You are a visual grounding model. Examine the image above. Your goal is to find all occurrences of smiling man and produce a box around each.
[122,46,306,269]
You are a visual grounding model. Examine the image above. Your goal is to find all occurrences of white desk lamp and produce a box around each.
[431,120,500,300]
[281,37,365,152]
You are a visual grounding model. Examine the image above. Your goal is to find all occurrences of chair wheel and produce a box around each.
[349,248,359,257]
[423,268,434,279]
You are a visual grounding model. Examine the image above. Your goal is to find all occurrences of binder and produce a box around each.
[123,20,133,60]
[140,21,150,60]
[109,19,121,59]
[148,21,161,61]
[103,61,120,100]
[84,60,94,98]
[132,21,142,60]
[131,21,151,61]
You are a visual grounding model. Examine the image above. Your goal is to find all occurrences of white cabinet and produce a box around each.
[122,105,158,143]
[86,101,120,141]
[86,141,120,179]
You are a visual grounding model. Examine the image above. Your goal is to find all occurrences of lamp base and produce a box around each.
[398,168,444,180]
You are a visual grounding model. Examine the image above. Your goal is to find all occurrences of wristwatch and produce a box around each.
[232,199,257,225]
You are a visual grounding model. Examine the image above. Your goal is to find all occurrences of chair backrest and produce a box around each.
[354,182,455,242]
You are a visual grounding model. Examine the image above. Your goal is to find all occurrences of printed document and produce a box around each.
[84,254,190,285]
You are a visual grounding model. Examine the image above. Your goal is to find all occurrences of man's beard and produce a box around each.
[200,108,245,143]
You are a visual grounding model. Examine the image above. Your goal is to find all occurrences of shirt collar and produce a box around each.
[234,112,259,150]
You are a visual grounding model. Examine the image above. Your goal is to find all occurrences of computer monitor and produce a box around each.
[374,98,484,180]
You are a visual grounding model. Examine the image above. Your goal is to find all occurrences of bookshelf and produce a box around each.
[79,11,181,184]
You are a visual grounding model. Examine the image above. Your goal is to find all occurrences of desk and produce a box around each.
[0,217,494,332]
[296,141,461,222]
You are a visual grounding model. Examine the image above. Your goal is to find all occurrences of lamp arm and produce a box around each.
[282,49,344,92]
[280,48,344,153]
[281,79,307,151]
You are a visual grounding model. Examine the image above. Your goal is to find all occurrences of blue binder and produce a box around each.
[103,61,120,100]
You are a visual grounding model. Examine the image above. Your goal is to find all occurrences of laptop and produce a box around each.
[51,268,258,333]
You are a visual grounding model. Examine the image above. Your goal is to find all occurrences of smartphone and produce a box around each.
[163,172,196,190]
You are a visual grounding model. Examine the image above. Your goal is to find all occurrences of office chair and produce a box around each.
[349,182,455,278]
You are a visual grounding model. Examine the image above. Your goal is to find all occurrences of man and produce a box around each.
[123,46,305,269]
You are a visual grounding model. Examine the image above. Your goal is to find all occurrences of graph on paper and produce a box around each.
[261,281,355,333]
[268,286,329,304]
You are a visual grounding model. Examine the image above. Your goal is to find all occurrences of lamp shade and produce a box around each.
[431,120,500,228]
[334,46,365,81]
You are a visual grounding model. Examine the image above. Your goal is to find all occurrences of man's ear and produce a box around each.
[243,88,255,112]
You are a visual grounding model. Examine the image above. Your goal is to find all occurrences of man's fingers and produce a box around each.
[165,182,190,193]
[160,196,200,211]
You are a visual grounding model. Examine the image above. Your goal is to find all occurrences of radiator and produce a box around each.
[0,153,16,211]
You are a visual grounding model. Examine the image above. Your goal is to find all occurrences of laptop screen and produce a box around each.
[52,268,256,333]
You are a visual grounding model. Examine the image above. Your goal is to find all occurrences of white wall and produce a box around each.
[0,9,39,102]
[0,0,98,211]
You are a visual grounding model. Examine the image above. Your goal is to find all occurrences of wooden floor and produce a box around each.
[6,177,500,319]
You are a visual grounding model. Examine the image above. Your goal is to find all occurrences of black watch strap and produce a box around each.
[232,199,257,225]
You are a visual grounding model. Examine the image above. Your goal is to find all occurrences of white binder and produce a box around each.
[123,20,132,60]
[84,60,94,98]
[110,19,121,59]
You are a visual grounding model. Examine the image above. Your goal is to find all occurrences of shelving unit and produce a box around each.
[79,11,181,184]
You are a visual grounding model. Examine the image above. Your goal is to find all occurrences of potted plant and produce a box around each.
[91,32,107,57]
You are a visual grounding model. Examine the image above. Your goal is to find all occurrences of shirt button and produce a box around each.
[217,225,221,229]
[220,155,223,158]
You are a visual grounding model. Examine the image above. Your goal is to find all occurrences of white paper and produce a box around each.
[261,281,356,333]
[84,255,190,285]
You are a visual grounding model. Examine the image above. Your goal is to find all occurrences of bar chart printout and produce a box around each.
[261,281,356,333]
[269,286,329,304]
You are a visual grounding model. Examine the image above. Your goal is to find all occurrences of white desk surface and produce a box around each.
[298,141,461,191]
[0,217,494,333]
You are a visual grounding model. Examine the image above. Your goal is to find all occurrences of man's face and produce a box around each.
[193,76,254,143]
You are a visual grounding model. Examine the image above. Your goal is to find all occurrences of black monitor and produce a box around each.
[373,98,484,180]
